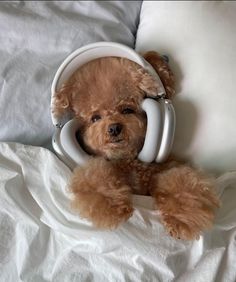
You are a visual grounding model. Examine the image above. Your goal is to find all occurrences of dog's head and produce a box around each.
[53,52,175,160]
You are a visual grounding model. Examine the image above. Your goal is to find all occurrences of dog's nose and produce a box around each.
[108,123,122,137]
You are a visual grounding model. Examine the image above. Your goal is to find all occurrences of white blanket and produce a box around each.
[0,142,236,281]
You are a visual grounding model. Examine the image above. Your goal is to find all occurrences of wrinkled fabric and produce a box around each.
[0,142,235,282]
[0,1,142,149]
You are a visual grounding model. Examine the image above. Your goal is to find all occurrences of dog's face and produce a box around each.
[74,58,152,160]
[80,90,147,160]
[54,56,171,160]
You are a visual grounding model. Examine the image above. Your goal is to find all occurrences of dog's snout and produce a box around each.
[108,123,122,137]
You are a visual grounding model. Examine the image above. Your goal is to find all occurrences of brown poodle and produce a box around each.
[53,52,219,240]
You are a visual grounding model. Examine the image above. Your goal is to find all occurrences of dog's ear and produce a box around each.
[130,64,162,98]
[137,69,162,98]
[52,84,75,119]
[142,51,175,99]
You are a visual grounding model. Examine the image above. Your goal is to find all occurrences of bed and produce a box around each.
[0,1,236,281]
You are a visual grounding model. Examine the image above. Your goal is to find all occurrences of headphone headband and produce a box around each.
[51,42,166,127]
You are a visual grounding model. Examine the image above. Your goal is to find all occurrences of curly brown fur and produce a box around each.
[70,157,134,229]
[54,51,220,239]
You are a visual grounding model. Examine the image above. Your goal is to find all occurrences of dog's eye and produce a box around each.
[91,114,101,123]
[122,108,135,114]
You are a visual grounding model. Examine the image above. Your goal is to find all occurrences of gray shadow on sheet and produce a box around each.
[172,98,199,159]
[167,55,199,160]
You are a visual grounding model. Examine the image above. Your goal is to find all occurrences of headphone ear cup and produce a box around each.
[59,119,90,167]
[52,128,77,169]
[155,100,176,163]
[138,98,163,163]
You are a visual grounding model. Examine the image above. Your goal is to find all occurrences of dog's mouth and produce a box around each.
[106,138,126,147]
[110,138,123,143]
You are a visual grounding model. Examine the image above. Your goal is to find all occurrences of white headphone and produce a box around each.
[51,42,176,169]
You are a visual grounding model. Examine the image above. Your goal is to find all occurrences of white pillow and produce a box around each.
[136,1,236,174]
[0,1,142,149]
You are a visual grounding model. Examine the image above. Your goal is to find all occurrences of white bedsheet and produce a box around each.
[0,142,236,282]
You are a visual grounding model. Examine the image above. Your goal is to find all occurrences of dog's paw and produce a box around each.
[93,198,134,230]
[153,166,220,240]
[157,190,219,240]
[162,215,201,240]
[70,158,133,229]
[158,188,219,240]
[72,189,133,230]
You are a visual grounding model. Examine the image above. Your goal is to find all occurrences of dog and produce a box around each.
[53,52,219,240]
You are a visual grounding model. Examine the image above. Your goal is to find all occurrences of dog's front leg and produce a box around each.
[70,157,133,229]
[149,164,220,240]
